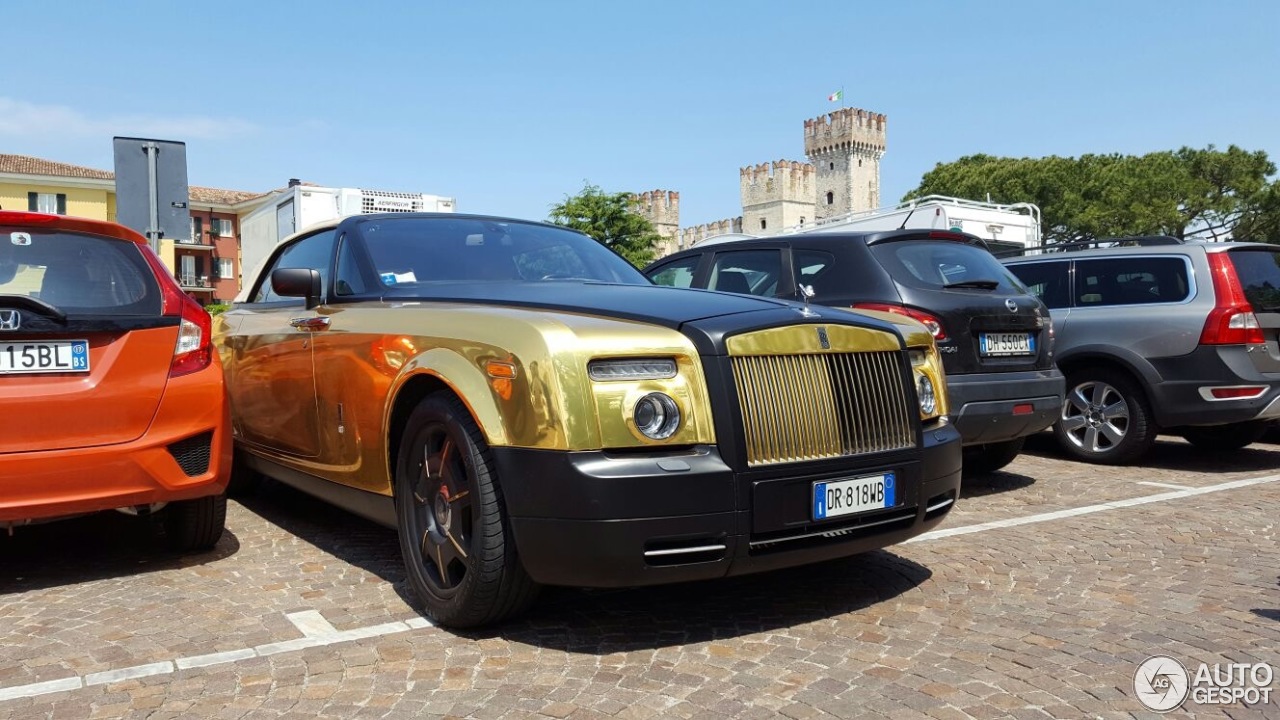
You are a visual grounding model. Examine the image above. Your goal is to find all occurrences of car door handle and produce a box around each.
[289,316,331,331]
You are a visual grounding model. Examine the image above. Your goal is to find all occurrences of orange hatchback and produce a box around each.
[0,211,230,551]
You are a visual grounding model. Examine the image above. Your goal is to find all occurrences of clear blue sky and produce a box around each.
[3,1,1277,226]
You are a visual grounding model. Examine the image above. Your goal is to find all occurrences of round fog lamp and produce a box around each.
[633,392,681,440]
[917,375,937,415]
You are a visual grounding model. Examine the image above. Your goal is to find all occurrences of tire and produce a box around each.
[164,494,227,552]
[1180,420,1268,452]
[1053,368,1157,465]
[962,437,1026,476]
[394,392,539,628]
[226,447,260,497]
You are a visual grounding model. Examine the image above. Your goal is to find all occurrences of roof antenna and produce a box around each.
[897,203,918,230]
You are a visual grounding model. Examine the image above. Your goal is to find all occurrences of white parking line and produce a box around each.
[286,610,339,638]
[0,615,435,703]
[908,473,1280,544]
[2,472,1277,704]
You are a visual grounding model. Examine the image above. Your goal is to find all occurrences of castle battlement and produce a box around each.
[678,217,744,248]
[740,159,815,209]
[804,107,887,157]
[739,160,815,185]
[635,189,679,210]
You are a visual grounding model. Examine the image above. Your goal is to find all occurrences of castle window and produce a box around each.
[858,159,863,168]
[799,217,805,226]
[826,191,834,205]
[829,162,835,170]
[760,219,767,230]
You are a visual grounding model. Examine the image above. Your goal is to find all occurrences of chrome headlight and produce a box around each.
[917,374,937,416]
[588,358,677,381]
[633,392,681,440]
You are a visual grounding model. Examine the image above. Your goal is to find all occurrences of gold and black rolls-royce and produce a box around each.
[215,214,961,628]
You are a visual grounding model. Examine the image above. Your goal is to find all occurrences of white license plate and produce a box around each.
[0,340,91,374]
[980,332,1035,356]
[812,472,896,521]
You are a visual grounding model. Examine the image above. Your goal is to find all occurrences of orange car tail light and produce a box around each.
[139,244,213,377]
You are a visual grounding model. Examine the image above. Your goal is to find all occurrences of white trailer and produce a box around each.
[238,183,455,295]
[694,195,1043,254]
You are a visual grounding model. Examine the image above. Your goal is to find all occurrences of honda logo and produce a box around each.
[0,309,19,331]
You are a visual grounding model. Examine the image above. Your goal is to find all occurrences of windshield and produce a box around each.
[871,240,1028,294]
[358,217,649,286]
[0,227,160,315]
[1227,248,1280,311]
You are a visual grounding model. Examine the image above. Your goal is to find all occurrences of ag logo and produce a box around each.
[1134,655,1190,712]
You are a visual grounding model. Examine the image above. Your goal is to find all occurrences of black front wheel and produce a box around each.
[394,392,539,628]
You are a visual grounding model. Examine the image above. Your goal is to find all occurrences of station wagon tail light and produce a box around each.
[140,243,213,377]
[1200,253,1264,346]
[588,358,678,381]
[853,302,948,341]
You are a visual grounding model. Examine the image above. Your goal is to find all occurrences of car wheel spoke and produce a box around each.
[1060,415,1088,433]
[1068,386,1092,412]
[1084,426,1102,452]
[1090,383,1108,406]
[1100,421,1126,445]
[1102,400,1129,420]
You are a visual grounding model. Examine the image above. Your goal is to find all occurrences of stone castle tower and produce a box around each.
[740,160,816,234]
[633,189,680,256]
[641,104,887,252]
[804,107,887,220]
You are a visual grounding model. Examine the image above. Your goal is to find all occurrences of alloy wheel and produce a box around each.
[1059,380,1131,454]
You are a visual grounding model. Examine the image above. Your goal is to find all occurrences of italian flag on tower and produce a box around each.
[828,90,843,102]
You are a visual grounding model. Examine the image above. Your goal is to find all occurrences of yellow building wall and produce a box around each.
[0,181,113,221]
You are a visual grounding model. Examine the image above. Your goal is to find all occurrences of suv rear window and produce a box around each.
[1226,248,1280,312]
[870,240,1026,293]
[0,229,160,315]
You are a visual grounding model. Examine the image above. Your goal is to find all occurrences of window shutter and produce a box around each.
[56,194,67,215]
[28,192,37,211]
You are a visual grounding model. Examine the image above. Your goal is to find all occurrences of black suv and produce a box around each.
[1003,237,1280,464]
[646,229,1065,474]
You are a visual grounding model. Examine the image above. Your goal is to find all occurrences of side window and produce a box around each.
[251,229,337,303]
[1075,257,1190,307]
[647,256,700,288]
[708,249,784,297]
[1005,261,1070,309]
[793,249,835,297]
[334,234,369,296]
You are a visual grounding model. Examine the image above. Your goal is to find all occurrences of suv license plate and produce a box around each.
[980,332,1035,356]
[813,472,896,521]
[0,340,91,374]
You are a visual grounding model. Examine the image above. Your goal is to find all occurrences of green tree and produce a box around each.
[906,146,1277,245]
[549,183,661,267]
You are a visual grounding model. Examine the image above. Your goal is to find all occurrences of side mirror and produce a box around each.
[272,268,322,309]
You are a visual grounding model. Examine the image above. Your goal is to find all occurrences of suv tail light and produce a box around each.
[854,302,948,341]
[1199,253,1264,346]
[140,245,214,377]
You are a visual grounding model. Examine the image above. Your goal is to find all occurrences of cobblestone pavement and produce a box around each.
[2,433,1277,719]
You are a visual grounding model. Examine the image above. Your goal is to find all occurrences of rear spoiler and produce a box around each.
[861,229,990,249]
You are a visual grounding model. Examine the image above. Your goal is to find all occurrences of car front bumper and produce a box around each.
[497,422,962,588]
[945,368,1065,445]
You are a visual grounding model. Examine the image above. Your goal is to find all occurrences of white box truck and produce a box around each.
[797,195,1042,253]
[694,195,1043,254]
[238,182,455,296]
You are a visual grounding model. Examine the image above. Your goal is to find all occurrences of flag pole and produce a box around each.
[841,85,846,109]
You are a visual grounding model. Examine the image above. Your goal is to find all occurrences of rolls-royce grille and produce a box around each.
[731,351,916,466]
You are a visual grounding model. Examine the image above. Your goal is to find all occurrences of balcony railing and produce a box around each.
[178,274,213,289]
